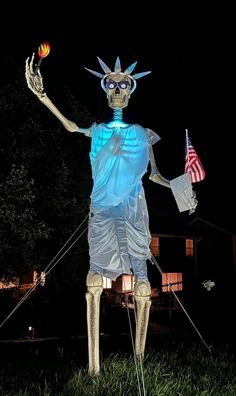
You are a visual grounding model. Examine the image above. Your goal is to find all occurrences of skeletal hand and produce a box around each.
[25,53,46,99]
[188,190,198,214]
[149,173,171,188]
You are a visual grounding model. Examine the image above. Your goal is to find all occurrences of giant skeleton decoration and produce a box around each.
[25,54,197,376]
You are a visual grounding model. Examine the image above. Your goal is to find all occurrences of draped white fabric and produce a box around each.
[89,123,160,210]
[82,123,160,280]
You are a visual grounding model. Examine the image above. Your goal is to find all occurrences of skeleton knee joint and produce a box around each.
[134,279,151,298]
[86,271,103,295]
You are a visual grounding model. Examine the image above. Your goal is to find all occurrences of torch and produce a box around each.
[34,41,51,75]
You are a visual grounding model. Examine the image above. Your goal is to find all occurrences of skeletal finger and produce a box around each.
[29,53,35,73]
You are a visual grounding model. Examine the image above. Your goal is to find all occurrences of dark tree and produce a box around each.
[0,74,93,292]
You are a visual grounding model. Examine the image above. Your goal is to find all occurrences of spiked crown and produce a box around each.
[85,56,151,94]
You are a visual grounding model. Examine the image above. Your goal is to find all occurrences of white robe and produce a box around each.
[84,123,160,280]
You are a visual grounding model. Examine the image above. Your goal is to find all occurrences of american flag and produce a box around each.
[185,129,205,183]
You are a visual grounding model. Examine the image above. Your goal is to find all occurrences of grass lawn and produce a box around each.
[0,335,236,395]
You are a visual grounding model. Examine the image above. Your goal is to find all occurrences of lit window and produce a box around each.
[186,239,194,257]
[150,235,160,256]
[103,277,112,289]
[162,272,183,292]
[122,275,135,292]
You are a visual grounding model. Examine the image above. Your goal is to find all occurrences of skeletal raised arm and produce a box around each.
[25,53,87,133]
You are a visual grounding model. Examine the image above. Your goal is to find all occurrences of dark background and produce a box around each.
[1,6,235,231]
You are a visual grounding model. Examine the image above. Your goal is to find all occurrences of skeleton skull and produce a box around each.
[104,73,133,109]
[85,56,151,111]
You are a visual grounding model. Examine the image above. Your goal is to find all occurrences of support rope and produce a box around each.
[120,262,147,395]
[0,214,89,329]
[149,255,212,353]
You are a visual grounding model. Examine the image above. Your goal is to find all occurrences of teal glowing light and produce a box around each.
[106,120,129,128]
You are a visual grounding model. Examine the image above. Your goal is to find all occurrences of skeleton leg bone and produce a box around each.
[86,272,151,374]
[134,279,151,358]
[86,271,103,376]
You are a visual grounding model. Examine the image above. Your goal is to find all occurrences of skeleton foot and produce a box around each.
[86,271,103,376]
[134,279,151,358]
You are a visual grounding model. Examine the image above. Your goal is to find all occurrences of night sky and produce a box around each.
[1,7,235,231]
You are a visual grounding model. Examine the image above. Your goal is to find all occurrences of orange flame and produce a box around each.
[38,41,51,58]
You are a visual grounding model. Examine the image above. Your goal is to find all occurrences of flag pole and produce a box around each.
[185,128,190,177]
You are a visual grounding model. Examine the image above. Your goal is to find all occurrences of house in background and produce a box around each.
[1,216,235,308]
[1,215,235,336]
[101,216,200,314]
[189,217,236,290]
[187,217,236,329]
[0,270,44,301]
[101,215,236,330]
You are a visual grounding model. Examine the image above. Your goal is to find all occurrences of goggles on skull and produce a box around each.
[106,80,130,90]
